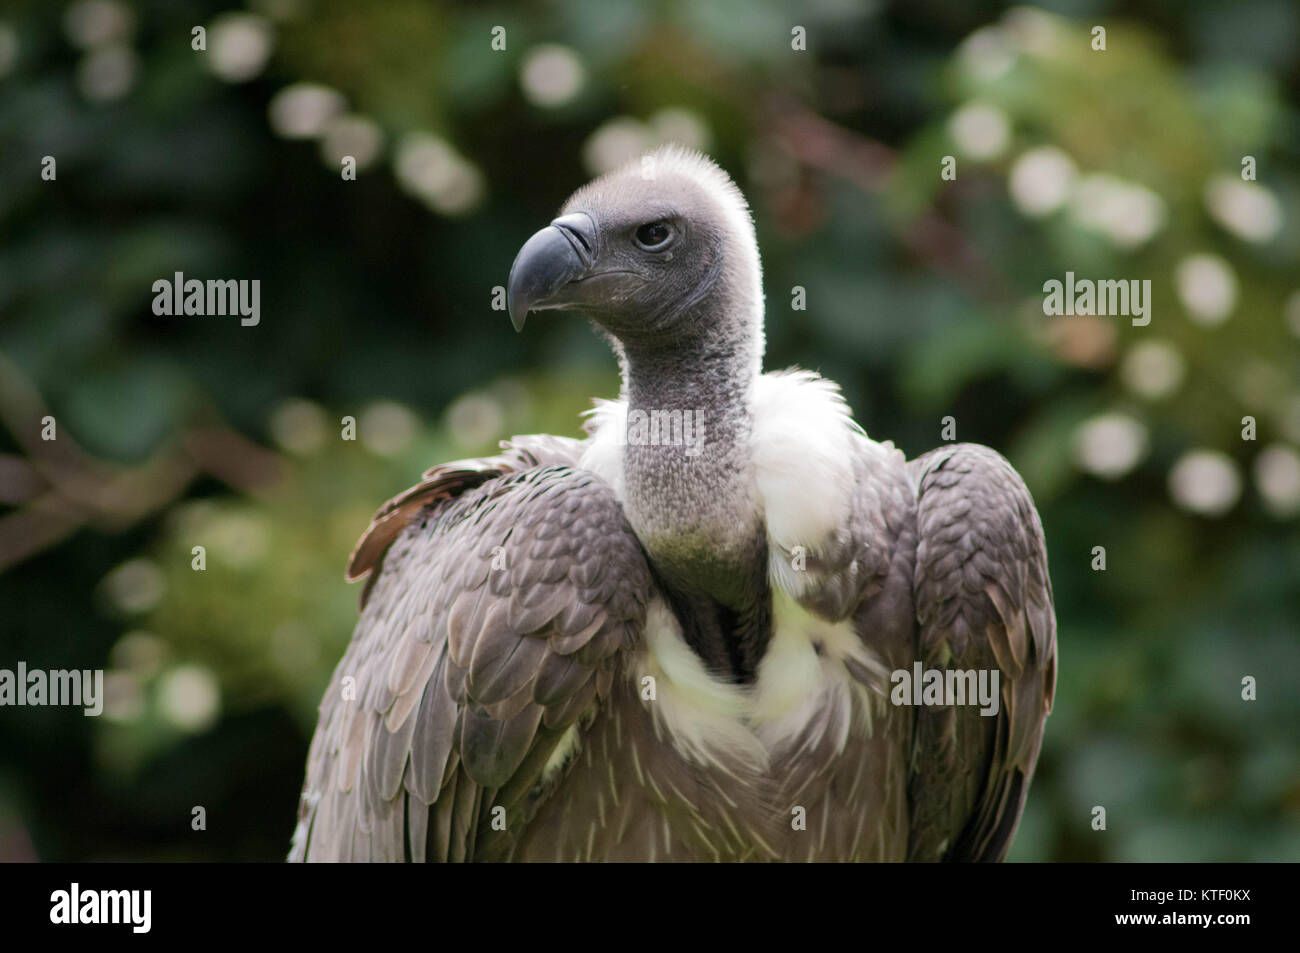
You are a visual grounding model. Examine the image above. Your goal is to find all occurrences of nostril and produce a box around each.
[551,213,597,262]
[564,226,591,254]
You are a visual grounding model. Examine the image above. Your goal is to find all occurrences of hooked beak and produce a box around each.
[506,213,597,332]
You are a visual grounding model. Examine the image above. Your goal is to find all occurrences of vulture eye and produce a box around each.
[634,221,674,250]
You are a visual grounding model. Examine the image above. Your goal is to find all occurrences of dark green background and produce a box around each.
[1,0,1297,861]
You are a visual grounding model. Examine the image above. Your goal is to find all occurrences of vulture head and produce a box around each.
[506,146,772,638]
[507,145,763,356]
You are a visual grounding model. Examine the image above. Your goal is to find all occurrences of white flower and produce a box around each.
[520,45,585,108]
[268,83,346,139]
[1073,413,1148,480]
[1069,174,1166,249]
[1205,176,1282,244]
[207,13,274,84]
[1169,450,1241,517]
[1120,340,1185,400]
[1009,146,1076,217]
[948,103,1010,161]
[1254,445,1300,517]
[157,665,221,733]
[1175,254,1237,326]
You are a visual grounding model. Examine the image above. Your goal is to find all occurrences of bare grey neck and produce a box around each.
[615,308,771,680]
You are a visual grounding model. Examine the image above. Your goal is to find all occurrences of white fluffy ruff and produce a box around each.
[585,369,890,770]
[633,593,882,774]
[750,369,862,598]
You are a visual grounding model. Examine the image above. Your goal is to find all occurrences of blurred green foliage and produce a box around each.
[1,0,1297,861]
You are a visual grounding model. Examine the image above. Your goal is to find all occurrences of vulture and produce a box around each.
[289,146,1057,863]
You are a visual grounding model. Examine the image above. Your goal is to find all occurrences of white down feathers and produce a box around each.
[581,368,890,771]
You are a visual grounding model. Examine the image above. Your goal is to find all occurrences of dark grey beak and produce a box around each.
[506,213,597,332]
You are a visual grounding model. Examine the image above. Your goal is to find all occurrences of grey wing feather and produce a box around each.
[904,443,1057,862]
[290,435,652,862]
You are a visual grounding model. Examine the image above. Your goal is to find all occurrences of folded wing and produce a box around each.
[905,443,1057,862]
[290,438,653,862]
